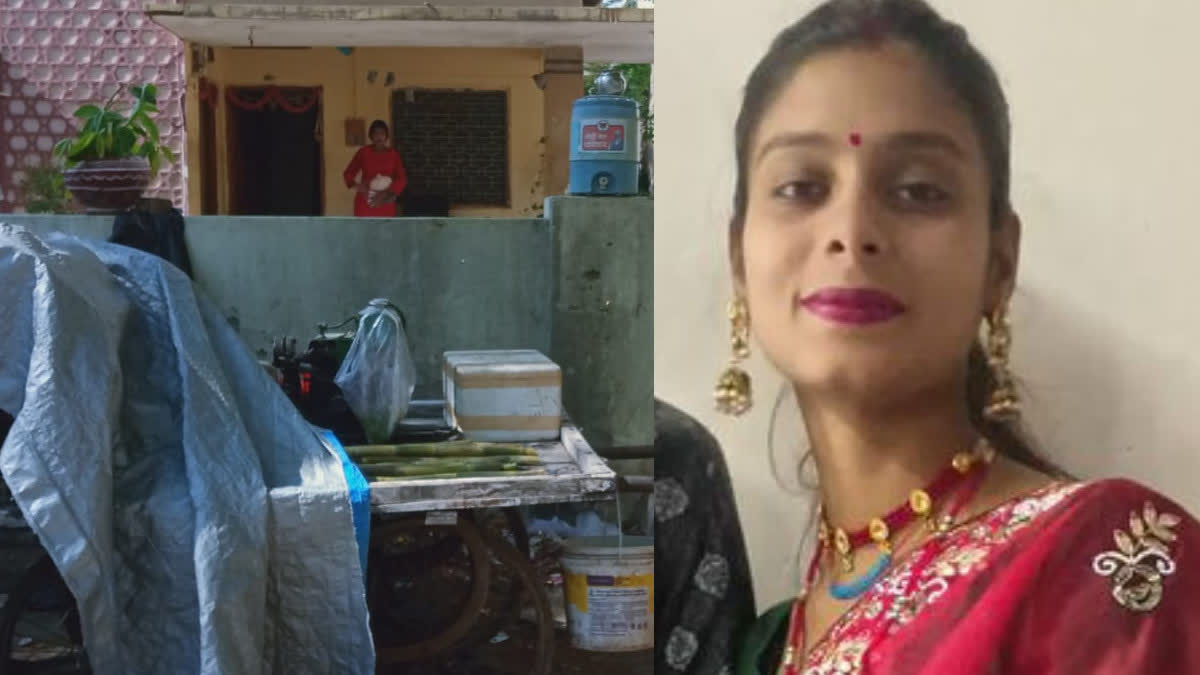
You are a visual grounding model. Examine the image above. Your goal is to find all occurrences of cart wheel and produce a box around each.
[458,530,555,675]
[496,508,530,559]
[377,528,555,675]
[460,507,530,556]
[368,516,491,664]
[0,554,89,675]
[454,508,533,653]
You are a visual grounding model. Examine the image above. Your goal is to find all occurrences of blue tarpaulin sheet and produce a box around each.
[0,225,375,674]
[319,429,371,575]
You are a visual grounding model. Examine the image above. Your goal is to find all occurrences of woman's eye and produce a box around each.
[894,182,950,205]
[773,181,829,202]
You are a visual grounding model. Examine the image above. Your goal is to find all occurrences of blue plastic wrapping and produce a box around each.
[318,429,371,575]
[0,225,375,674]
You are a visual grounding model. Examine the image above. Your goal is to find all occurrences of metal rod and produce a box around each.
[617,475,653,493]
[595,445,655,460]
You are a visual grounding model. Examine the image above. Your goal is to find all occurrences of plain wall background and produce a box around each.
[654,0,1200,611]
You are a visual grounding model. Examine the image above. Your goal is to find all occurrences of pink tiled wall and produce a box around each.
[0,0,187,213]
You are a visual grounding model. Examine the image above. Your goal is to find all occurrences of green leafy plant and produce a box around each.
[18,164,75,214]
[52,83,177,177]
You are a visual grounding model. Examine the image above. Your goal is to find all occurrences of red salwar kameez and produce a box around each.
[343,145,407,218]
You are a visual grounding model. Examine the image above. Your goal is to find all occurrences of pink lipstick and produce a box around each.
[797,287,906,325]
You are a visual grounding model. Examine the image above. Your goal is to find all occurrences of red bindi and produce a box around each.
[849,132,862,146]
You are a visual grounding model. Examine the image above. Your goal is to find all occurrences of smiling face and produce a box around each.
[734,40,1018,408]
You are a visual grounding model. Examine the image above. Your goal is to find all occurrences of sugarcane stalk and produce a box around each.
[368,456,542,468]
[355,454,540,465]
[356,456,541,476]
[354,463,465,478]
[357,454,542,470]
[345,441,538,458]
[367,468,549,482]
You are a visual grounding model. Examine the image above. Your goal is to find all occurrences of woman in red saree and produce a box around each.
[714,1,1200,673]
[343,119,407,217]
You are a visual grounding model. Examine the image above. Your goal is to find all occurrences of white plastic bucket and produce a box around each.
[560,536,654,652]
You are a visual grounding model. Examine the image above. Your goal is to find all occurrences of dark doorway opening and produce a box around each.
[227,86,323,216]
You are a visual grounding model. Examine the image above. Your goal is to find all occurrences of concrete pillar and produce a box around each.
[547,195,653,451]
[540,47,584,199]
[646,64,654,196]
[184,44,203,214]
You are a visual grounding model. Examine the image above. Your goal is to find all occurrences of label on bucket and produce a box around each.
[566,572,653,612]
[565,571,653,649]
[579,118,631,152]
[587,585,651,636]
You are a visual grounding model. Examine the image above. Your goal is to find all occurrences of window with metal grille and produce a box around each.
[391,89,510,207]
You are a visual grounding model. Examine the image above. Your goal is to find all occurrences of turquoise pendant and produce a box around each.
[829,551,892,600]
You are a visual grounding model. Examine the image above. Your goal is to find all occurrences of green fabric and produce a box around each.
[735,600,793,675]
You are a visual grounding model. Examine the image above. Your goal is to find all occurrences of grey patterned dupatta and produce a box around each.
[654,400,756,674]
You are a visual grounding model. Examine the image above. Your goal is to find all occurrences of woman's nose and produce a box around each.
[826,238,881,256]
[822,189,886,258]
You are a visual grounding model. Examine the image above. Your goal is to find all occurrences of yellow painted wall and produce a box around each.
[186,46,549,217]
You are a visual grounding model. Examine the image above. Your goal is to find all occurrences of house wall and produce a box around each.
[224,0,579,6]
[186,46,576,218]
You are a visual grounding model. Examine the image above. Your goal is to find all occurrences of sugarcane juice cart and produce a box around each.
[344,352,617,675]
[363,415,614,673]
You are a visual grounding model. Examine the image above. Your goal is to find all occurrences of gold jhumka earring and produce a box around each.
[984,305,1020,422]
[714,297,752,416]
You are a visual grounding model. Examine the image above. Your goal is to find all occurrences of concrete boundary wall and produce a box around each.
[3,195,651,446]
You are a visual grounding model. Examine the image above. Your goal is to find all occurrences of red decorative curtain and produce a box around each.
[224,86,322,114]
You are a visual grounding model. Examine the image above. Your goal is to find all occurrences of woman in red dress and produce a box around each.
[343,119,407,217]
[709,1,1200,673]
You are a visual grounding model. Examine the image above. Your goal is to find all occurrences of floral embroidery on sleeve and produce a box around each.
[1091,501,1180,612]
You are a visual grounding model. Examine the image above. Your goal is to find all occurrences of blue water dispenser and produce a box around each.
[568,70,641,195]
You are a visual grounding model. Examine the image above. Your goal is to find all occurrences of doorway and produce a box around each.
[226,86,323,216]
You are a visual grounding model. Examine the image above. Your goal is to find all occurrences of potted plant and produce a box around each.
[18,163,76,214]
[53,83,177,214]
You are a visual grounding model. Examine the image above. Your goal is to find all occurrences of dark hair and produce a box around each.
[735,0,1067,478]
[369,120,389,138]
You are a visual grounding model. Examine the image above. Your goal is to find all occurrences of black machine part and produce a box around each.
[270,333,454,446]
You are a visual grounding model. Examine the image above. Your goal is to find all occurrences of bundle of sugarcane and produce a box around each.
[364,468,549,482]
[344,441,543,482]
[345,440,538,459]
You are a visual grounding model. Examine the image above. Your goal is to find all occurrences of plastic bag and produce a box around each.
[367,175,392,204]
[334,299,416,443]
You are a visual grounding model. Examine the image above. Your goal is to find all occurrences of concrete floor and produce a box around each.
[382,621,652,675]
